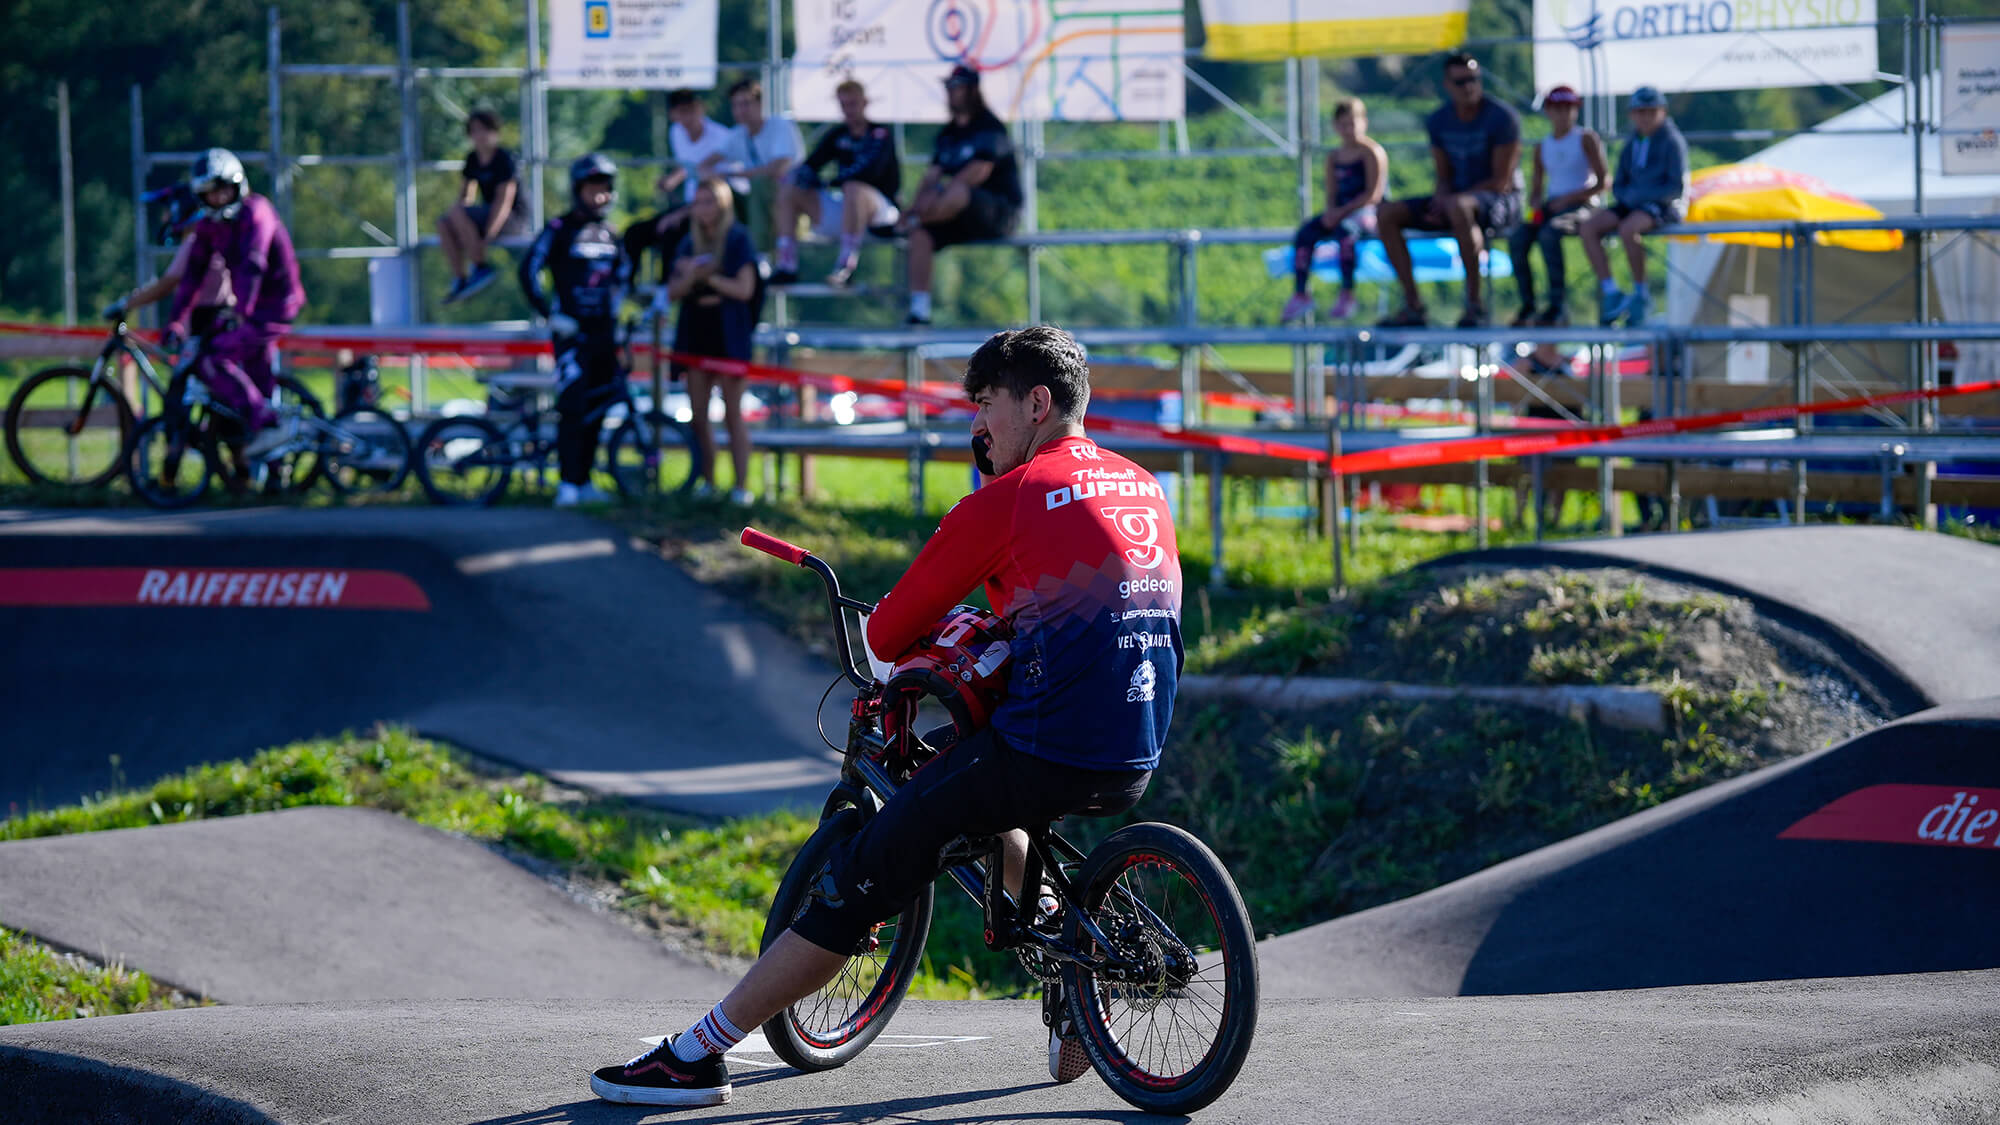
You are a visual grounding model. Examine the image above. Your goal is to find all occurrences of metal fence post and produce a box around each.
[267,8,288,222]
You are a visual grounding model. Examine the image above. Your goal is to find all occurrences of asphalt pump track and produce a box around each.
[2,517,1998,1120]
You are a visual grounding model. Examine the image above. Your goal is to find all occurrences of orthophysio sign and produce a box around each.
[1533,0,1879,96]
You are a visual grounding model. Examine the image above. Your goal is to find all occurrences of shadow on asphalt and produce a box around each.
[463,1080,1186,1125]
[0,1047,280,1125]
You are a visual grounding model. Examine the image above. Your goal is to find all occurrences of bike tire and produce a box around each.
[127,414,215,509]
[415,415,512,506]
[4,365,135,487]
[1061,821,1259,1116]
[264,377,326,496]
[605,410,697,500]
[325,407,412,496]
[759,807,934,1072]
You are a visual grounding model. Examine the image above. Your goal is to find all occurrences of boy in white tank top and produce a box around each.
[1508,86,1606,326]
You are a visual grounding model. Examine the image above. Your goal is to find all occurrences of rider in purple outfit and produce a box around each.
[166,148,306,459]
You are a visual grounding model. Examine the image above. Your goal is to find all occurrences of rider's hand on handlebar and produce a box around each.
[160,328,184,355]
[547,313,580,338]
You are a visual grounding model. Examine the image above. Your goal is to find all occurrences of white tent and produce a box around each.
[1667,73,2000,386]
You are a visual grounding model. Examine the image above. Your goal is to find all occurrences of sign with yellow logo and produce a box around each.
[548,0,717,89]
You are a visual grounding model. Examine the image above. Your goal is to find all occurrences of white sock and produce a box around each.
[674,1005,747,1061]
[838,232,862,263]
[909,291,932,319]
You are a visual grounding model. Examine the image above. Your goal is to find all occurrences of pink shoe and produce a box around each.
[1329,291,1357,320]
[1281,294,1314,323]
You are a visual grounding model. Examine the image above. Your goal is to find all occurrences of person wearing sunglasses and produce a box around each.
[1374,53,1524,328]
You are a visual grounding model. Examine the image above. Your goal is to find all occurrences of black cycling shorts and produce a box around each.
[1395,191,1523,234]
[789,728,1151,954]
[921,188,1020,250]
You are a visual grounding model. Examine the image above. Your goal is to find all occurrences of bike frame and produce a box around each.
[744,527,1162,984]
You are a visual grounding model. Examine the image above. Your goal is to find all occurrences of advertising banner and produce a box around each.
[1940,23,2000,176]
[1196,0,1469,62]
[788,0,1184,122]
[546,0,718,89]
[1533,0,1878,96]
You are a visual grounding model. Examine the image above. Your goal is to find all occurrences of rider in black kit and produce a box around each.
[518,152,634,507]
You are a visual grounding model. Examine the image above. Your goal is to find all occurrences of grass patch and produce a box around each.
[0,927,205,1025]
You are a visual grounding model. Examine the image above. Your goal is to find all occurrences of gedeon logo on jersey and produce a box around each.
[0,567,432,611]
[1779,784,2000,850]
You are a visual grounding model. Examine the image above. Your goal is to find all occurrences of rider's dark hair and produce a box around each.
[1444,52,1479,74]
[962,325,1091,423]
[465,109,500,134]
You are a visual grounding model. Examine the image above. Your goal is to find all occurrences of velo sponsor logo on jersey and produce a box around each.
[0,567,431,611]
[1779,784,2000,850]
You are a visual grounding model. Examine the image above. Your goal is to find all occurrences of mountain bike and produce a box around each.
[126,339,411,508]
[4,318,173,486]
[739,527,1259,1116]
[413,332,694,506]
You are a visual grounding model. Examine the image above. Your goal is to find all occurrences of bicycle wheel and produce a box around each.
[415,415,511,506]
[127,414,215,509]
[262,377,326,496]
[760,807,934,1072]
[1061,821,1259,1115]
[604,410,696,499]
[4,365,135,486]
[324,407,412,496]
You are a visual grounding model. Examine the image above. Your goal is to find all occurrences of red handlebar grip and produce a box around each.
[741,527,811,566]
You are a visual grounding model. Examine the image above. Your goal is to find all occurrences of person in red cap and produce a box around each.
[897,64,1022,324]
[1507,85,1606,326]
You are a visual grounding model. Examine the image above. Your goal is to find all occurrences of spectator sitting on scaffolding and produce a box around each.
[1509,85,1606,327]
[714,77,803,250]
[1581,86,1687,328]
[164,147,306,464]
[439,110,529,306]
[104,179,233,339]
[624,90,747,292]
[1283,97,1387,324]
[899,64,1022,326]
[772,78,903,288]
[1374,53,1523,329]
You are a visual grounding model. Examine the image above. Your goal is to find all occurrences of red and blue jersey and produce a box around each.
[866,434,1183,772]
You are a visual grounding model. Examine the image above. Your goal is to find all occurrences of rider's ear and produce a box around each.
[1033,385,1053,425]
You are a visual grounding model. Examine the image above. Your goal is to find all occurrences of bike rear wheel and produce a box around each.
[261,377,325,496]
[415,415,511,506]
[760,807,933,1072]
[1061,821,1259,1115]
[324,407,412,496]
[605,409,696,499]
[4,365,135,487]
[128,414,215,509]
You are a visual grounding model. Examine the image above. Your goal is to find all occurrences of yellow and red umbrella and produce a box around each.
[1678,163,1903,252]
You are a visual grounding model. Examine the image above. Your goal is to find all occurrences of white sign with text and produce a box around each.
[1941,24,2000,176]
[788,0,1183,123]
[1533,0,1879,96]
[546,0,718,89]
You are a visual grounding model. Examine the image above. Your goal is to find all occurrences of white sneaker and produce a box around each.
[577,483,613,505]
[242,421,293,462]
[728,487,755,506]
[554,482,582,508]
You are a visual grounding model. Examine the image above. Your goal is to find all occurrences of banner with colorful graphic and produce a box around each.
[788,0,1184,122]
[1196,0,1468,62]
[546,0,718,89]
[1532,0,1878,96]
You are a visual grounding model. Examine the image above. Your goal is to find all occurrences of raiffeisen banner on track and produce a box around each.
[788,0,1184,122]
[546,0,718,89]
[1196,0,1469,62]
[1533,0,1878,96]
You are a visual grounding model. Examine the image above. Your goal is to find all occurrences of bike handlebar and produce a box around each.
[740,527,878,689]
[740,527,811,566]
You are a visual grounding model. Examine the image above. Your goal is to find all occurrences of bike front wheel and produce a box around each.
[415,415,511,506]
[324,407,412,496]
[4,365,135,487]
[759,807,934,1072]
[1061,821,1259,1116]
[127,414,214,509]
[604,409,696,500]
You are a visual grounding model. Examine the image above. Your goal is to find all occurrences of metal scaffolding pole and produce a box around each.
[524,0,546,231]
[268,8,288,221]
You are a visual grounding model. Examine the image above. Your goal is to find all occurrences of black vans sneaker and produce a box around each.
[1043,982,1091,1084]
[590,1036,732,1107]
